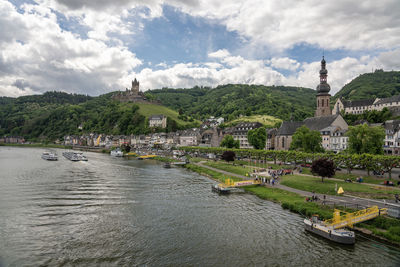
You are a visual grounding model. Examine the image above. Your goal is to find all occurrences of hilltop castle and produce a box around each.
[112,78,149,103]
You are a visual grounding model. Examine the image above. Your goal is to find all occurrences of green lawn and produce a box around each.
[302,167,398,185]
[137,103,201,126]
[281,175,399,199]
[204,161,254,177]
[185,164,242,183]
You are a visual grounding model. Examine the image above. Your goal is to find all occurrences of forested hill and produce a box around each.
[334,70,400,101]
[0,92,197,141]
[145,84,316,121]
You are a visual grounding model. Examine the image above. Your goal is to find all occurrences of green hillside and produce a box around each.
[136,103,200,126]
[145,84,316,121]
[226,115,282,128]
[334,70,400,101]
[0,92,198,141]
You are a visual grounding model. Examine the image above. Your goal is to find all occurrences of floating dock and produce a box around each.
[138,155,157,160]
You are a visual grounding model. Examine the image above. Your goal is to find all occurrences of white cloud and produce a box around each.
[1,0,400,98]
[285,56,383,95]
[269,57,300,71]
[0,1,141,96]
[208,49,230,59]
[134,56,285,91]
[36,0,400,52]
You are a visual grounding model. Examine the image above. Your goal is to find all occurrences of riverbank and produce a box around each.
[0,143,72,149]
[180,160,400,246]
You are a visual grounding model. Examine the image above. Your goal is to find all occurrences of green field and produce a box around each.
[137,103,201,127]
[280,175,399,199]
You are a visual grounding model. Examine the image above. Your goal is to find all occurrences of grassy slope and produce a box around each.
[136,103,201,126]
[226,115,282,127]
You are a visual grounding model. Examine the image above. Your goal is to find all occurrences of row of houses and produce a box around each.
[0,136,25,144]
[333,94,400,115]
[62,122,259,150]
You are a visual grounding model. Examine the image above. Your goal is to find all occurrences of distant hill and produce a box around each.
[0,92,199,141]
[334,70,400,101]
[145,84,316,122]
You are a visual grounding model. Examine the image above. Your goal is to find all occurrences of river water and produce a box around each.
[0,147,399,266]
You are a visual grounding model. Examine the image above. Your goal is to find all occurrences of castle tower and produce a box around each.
[315,56,332,117]
[131,78,139,95]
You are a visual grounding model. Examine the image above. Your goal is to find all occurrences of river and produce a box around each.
[0,147,399,266]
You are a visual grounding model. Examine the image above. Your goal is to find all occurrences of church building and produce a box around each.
[274,57,348,151]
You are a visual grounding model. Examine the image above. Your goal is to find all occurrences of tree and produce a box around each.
[375,155,400,179]
[220,135,240,149]
[221,151,235,162]
[166,117,178,133]
[347,124,385,154]
[121,144,131,153]
[247,127,266,150]
[311,158,336,182]
[290,126,324,153]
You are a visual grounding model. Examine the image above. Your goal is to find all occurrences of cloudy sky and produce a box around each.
[1,0,399,97]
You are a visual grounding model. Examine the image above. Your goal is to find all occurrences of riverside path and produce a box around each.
[194,162,400,211]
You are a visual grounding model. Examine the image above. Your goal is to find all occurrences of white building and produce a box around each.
[149,115,167,128]
[179,128,200,146]
[333,95,400,115]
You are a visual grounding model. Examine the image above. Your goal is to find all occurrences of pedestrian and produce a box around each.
[395,194,399,203]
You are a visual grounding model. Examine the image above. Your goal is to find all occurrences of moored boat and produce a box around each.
[304,216,355,245]
[41,151,58,161]
[62,151,88,161]
[110,148,124,157]
[211,184,231,194]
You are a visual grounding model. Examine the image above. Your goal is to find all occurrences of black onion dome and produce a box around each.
[316,83,331,93]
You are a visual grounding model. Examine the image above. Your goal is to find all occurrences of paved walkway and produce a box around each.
[195,161,400,210]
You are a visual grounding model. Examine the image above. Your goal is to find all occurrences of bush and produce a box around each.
[221,151,235,162]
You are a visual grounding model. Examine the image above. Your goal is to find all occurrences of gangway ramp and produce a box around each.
[324,206,387,229]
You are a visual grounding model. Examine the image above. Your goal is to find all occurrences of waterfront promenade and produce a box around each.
[194,161,400,210]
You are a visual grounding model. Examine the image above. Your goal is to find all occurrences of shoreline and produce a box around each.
[179,160,400,247]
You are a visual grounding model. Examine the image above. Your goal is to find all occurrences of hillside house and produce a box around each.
[149,114,167,128]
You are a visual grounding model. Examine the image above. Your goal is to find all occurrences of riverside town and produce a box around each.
[1,1,400,266]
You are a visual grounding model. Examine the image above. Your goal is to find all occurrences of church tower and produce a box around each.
[131,78,139,95]
[315,56,332,117]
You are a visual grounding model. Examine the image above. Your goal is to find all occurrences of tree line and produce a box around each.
[181,147,400,179]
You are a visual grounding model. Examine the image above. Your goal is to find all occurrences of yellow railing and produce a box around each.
[324,206,387,229]
[222,178,261,188]
[138,155,157,159]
